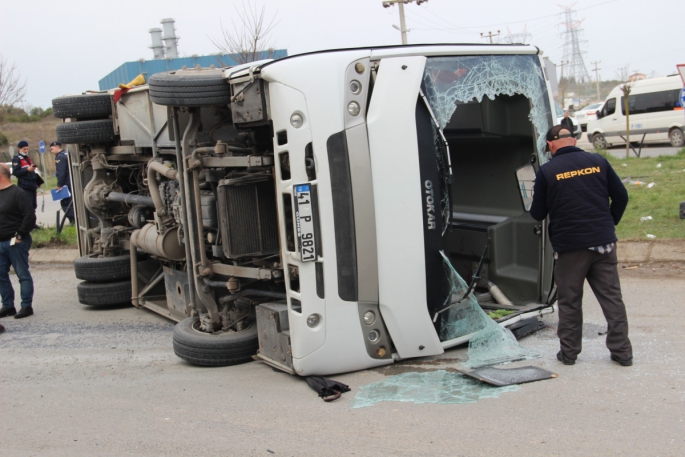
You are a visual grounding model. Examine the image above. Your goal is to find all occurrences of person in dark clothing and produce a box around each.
[0,163,36,319]
[11,140,41,211]
[560,111,574,132]
[49,141,75,224]
[530,125,632,367]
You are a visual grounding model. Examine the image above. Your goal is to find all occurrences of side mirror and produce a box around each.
[596,107,604,119]
[516,164,536,211]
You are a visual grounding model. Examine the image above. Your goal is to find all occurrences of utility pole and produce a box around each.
[557,60,569,109]
[382,0,428,45]
[480,30,501,44]
[591,60,601,101]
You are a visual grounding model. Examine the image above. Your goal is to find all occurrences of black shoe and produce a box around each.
[14,307,33,319]
[0,323,5,333]
[611,354,633,367]
[557,351,576,365]
[0,307,16,318]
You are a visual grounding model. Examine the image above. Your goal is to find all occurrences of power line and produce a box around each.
[407,0,618,33]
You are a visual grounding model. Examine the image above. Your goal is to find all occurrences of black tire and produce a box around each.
[669,128,684,148]
[77,280,132,306]
[74,254,131,282]
[173,316,258,367]
[52,94,112,119]
[149,67,231,107]
[592,133,608,150]
[56,119,116,144]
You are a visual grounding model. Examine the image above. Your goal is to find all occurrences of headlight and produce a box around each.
[307,314,320,328]
[347,101,360,117]
[368,330,380,343]
[290,113,304,128]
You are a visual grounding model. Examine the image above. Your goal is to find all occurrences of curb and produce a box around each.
[617,240,685,263]
[29,248,80,264]
[27,240,685,265]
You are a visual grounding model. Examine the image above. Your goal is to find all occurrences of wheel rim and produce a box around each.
[671,130,684,147]
[593,135,606,149]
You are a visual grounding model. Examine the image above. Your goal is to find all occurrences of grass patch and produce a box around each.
[488,309,515,319]
[599,148,685,240]
[31,225,78,248]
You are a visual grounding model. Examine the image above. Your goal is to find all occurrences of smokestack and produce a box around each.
[160,18,179,59]
[149,28,165,59]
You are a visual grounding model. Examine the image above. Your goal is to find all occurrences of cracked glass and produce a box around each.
[422,54,553,159]
[350,370,518,409]
[438,251,540,368]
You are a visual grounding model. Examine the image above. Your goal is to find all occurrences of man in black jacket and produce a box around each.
[530,125,633,367]
[11,140,40,211]
[49,141,75,224]
[560,111,574,132]
[0,163,36,319]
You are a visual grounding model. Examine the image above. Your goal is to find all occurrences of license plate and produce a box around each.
[294,184,317,262]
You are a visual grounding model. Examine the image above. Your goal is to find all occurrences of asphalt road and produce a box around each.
[1,263,684,456]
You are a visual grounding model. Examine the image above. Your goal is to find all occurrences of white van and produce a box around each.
[588,75,684,149]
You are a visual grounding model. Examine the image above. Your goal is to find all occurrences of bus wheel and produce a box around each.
[172,316,259,367]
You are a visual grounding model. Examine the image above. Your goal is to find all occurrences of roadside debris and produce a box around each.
[640,216,653,221]
[646,234,657,239]
[647,182,656,188]
[657,163,662,168]
[305,376,351,402]
[621,177,645,186]
[458,365,557,387]
[622,265,639,270]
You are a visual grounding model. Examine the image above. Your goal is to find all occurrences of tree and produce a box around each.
[620,83,632,158]
[211,1,279,65]
[0,53,27,122]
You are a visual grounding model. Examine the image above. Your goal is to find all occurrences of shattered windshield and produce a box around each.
[422,54,553,159]
[420,55,552,362]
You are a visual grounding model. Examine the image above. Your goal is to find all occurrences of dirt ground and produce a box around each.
[0,264,683,457]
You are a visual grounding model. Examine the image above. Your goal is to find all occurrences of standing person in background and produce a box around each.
[49,141,75,224]
[560,111,574,132]
[0,163,36,319]
[11,140,41,226]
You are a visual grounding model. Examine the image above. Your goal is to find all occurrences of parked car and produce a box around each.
[53,44,559,376]
[574,102,603,133]
[588,75,685,150]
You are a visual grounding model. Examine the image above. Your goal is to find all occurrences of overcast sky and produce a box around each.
[1,0,682,109]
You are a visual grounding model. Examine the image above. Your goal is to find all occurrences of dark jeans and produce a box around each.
[554,248,633,361]
[0,234,34,309]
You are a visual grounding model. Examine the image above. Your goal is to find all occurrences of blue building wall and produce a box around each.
[98,49,288,90]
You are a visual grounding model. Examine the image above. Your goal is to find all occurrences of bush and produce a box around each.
[0,131,8,146]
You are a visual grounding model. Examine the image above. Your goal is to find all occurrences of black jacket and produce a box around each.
[560,116,574,132]
[530,146,628,252]
[12,153,39,191]
[55,150,70,188]
[0,185,36,240]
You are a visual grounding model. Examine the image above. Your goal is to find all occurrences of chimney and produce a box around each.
[160,18,179,59]
[149,28,165,59]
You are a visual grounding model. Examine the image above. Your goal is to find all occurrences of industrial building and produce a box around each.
[99,18,287,90]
